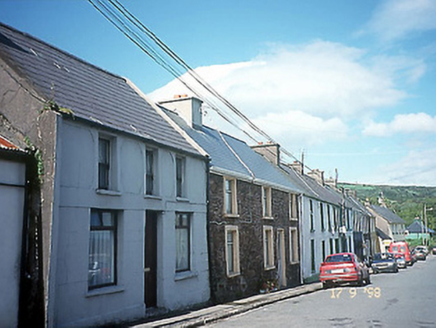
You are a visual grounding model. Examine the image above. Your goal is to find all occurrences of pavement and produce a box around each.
[130,282,323,328]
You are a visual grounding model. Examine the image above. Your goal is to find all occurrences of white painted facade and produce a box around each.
[0,157,26,328]
[50,119,210,327]
[300,196,354,282]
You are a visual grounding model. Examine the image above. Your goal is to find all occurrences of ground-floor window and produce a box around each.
[225,225,240,276]
[88,209,117,289]
[263,226,275,269]
[176,213,191,272]
[289,227,299,263]
[310,239,315,273]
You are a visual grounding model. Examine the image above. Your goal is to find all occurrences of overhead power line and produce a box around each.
[88,0,305,167]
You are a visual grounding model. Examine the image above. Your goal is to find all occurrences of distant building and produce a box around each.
[367,205,406,252]
[406,220,434,242]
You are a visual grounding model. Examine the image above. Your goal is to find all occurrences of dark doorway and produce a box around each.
[144,211,157,307]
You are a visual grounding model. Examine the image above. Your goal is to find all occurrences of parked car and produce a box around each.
[415,245,429,256]
[320,252,370,289]
[389,241,413,266]
[392,253,407,269]
[371,253,398,273]
[432,246,436,255]
[412,248,427,261]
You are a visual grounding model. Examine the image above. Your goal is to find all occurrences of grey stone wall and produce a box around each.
[208,173,300,303]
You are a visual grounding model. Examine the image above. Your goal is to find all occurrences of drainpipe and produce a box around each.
[205,156,214,304]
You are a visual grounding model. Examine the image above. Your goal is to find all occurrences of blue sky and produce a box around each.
[1,0,436,186]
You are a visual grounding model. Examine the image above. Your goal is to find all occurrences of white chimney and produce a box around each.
[159,95,203,129]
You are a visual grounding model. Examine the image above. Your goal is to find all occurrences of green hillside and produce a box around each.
[338,183,436,230]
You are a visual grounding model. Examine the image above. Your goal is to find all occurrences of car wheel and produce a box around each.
[322,281,331,289]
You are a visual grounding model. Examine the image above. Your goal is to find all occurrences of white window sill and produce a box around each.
[224,213,240,218]
[96,189,122,196]
[263,216,274,220]
[264,265,276,271]
[176,197,190,203]
[86,285,124,298]
[174,271,197,281]
[290,218,298,221]
[144,194,162,200]
[227,272,241,278]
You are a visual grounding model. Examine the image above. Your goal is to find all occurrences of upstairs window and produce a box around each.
[176,157,185,198]
[320,203,325,231]
[224,177,238,215]
[145,149,155,195]
[289,193,298,220]
[310,200,314,231]
[98,138,111,190]
[262,186,272,218]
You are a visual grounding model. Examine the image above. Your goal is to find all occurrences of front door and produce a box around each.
[277,229,287,287]
[144,211,157,307]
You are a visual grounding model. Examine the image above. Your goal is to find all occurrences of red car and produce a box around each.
[320,252,371,289]
[389,241,413,266]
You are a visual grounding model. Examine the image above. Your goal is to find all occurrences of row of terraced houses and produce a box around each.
[0,23,407,327]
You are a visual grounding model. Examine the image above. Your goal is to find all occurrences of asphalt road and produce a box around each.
[209,254,436,327]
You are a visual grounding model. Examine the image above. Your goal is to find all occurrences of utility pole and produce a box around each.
[424,204,433,246]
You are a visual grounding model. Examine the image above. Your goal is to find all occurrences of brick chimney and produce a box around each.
[285,161,304,174]
[251,142,280,166]
[159,95,203,129]
[307,169,324,185]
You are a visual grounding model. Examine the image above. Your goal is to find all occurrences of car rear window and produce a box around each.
[325,254,353,263]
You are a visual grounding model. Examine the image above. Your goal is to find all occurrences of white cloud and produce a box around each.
[150,41,411,126]
[363,113,436,136]
[362,0,436,42]
[251,110,349,147]
[371,148,436,186]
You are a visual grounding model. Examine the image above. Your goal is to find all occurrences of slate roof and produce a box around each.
[369,205,405,224]
[406,221,435,234]
[162,108,302,193]
[0,23,200,156]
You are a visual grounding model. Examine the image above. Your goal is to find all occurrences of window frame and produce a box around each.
[145,148,156,196]
[98,137,111,190]
[320,203,325,231]
[289,227,299,263]
[310,200,314,232]
[289,193,298,221]
[176,156,185,198]
[262,186,272,219]
[263,225,275,269]
[310,239,316,273]
[223,177,238,216]
[88,209,117,290]
[225,225,240,277]
[175,212,191,273]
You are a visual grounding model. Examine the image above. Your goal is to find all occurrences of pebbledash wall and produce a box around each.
[51,119,210,327]
[208,173,300,303]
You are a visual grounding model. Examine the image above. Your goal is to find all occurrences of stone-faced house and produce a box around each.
[159,96,302,303]
[249,145,366,282]
[0,23,210,327]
